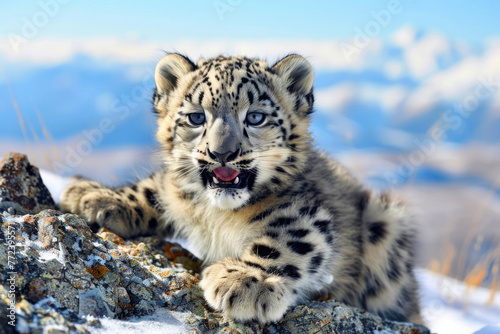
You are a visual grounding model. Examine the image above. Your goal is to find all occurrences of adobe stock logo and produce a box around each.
[213,0,244,20]
[8,0,72,52]
[51,67,156,175]
[383,74,499,187]
[340,0,411,62]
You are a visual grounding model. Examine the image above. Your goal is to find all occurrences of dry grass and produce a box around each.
[488,261,499,306]
[32,98,61,161]
[418,114,500,306]
[428,177,500,306]
[456,177,499,276]
[5,71,60,172]
[4,71,36,164]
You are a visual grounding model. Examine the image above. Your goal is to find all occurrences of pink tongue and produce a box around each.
[213,167,239,181]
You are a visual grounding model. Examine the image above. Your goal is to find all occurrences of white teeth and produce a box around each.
[234,177,239,184]
[213,176,219,184]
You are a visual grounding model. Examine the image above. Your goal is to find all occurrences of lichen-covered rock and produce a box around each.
[189,299,431,334]
[0,285,94,334]
[0,152,56,214]
[0,210,206,332]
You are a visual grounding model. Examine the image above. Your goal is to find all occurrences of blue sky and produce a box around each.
[1,0,499,43]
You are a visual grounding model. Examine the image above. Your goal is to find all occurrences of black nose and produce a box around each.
[207,148,241,164]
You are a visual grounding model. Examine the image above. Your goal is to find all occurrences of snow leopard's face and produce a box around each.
[153,54,314,210]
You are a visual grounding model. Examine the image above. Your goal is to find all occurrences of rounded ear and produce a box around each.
[155,53,196,94]
[271,54,314,95]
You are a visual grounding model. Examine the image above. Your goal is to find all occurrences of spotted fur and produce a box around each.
[60,54,423,324]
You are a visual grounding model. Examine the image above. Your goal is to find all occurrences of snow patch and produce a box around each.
[82,254,107,267]
[418,269,500,334]
[4,215,27,225]
[86,308,192,334]
[39,169,75,203]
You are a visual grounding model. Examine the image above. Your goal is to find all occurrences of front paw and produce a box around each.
[60,181,132,237]
[200,260,292,324]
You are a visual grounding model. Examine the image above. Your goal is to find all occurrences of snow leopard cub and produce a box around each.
[61,54,422,324]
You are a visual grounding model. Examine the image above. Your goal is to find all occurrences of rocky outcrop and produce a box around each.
[0,210,205,333]
[0,153,56,215]
[0,152,432,333]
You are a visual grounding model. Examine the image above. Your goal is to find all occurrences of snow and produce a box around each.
[39,169,75,203]
[37,248,60,263]
[58,242,68,265]
[418,269,500,333]
[3,215,26,224]
[475,324,500,334]
[82,254,106,267]
[3,214,68,266]
[86,308,192,334]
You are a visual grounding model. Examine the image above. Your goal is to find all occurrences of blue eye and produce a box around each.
[246,112,266,126]
[188,113,205,125]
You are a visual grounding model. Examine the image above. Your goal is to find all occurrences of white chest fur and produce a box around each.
[166,201,262,264]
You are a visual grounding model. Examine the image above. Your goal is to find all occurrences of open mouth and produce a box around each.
[202,167,255,190]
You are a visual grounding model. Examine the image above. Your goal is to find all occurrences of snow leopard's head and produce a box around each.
[153,54,314,210]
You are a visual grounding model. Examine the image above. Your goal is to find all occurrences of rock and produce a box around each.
[190,300,432,334]
[0,152,56,214]
[0,286,92,334]
[0,209,207,332]
[0,201,29,216]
